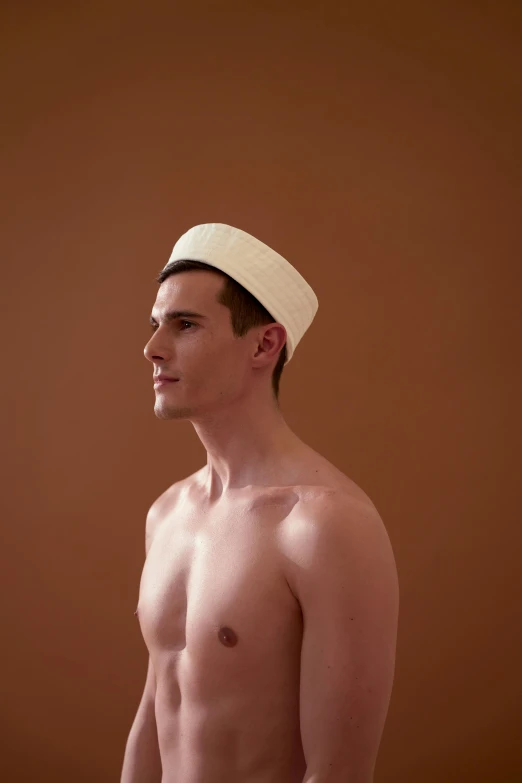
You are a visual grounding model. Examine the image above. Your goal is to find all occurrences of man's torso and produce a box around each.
[137,453,374,783]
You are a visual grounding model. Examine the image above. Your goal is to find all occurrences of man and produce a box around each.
[120,223,399,783]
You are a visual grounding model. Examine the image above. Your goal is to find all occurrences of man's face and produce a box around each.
[144,270,253,420]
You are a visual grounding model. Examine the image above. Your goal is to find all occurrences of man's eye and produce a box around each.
[150,321,195,332]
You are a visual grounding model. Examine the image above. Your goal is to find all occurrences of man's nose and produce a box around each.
[144,330,170,363]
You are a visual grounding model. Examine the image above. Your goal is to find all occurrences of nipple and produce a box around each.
[134,607,139,617]
[218,626,238,647]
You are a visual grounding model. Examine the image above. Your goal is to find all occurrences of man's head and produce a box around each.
[144,223,318,422]
[144,260,287,420]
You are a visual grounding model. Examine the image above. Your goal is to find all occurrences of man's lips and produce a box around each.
[154,377,179,386]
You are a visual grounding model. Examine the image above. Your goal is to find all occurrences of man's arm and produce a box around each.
[288,494,400,783]
[120,656,162,783]
[121,498,168,783]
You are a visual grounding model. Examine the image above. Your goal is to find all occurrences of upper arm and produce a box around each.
[289,494,399,782]
[140,655,157,710]
[145,480,183,555]
[145,499,163,556]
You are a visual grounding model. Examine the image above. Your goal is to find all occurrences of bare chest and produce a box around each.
[136,492,303,696]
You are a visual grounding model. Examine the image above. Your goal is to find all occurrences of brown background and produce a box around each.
[1,2,521,781]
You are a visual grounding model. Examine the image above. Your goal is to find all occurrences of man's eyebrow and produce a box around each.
[149,309,208,325]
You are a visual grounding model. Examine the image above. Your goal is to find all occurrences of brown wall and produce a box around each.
[1,2,521,781]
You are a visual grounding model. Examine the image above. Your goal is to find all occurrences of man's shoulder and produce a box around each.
[282,484,396,595]
[292,459,379,514]
[145,468,203,552]
[289,482,385,542]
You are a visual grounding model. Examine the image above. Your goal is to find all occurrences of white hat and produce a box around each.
[163,223,319,365]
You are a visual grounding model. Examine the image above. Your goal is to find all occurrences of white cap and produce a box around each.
[163,223,319,365]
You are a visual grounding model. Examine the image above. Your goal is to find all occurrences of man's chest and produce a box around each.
[136,495,303,690]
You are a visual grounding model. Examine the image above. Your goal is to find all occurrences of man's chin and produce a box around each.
[154,403,192,421]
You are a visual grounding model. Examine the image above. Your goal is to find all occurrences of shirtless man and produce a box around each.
[120,224,399,783]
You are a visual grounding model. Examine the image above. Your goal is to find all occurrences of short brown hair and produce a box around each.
[155,259,287,402]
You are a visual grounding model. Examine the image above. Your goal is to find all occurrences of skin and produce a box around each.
[120,270,399,783]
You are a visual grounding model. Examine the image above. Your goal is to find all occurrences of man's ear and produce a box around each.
[256,323,287,365]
